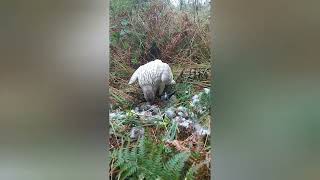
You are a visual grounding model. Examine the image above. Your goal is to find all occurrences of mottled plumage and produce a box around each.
[128,59,175,103]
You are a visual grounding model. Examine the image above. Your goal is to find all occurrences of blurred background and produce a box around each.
[215,0,320,180]
[0,0,108,179]
[0,0,320,180]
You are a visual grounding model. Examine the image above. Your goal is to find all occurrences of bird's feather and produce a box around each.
[128,68,139,84]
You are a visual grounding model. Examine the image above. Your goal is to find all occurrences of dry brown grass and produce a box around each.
[110,2,212,179]
[110,0,211,107]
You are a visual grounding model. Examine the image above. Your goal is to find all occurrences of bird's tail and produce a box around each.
[128,69,139,84]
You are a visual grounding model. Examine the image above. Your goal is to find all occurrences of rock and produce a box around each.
[194,123,210,136]
[150,105,160,113]
[177,106,187,113]
[174,116,194,128]
[182,112,189,118]
[173,116,182,122]
[190,112,196,119]
[134,107,141,113]
[144,111,152,117]
[140,103,151,111]
[165,108,176,119]
[179,121,190,128]
[143,105,159,116]
[130,127,145,139]
[148,115,163,122]
[183,119,193,128]
[109,111,128,120]
[177,112,184,117]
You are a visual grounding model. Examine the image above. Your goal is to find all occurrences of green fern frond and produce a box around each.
[130,145,138,161]
[120,163,138,180]
[137,137,145,157]
[113,137,193,180]
[164,121,179,141]
[185,163,197,180]
[114,148,125,167]
[164,152,190,179]
[185,160,208,180]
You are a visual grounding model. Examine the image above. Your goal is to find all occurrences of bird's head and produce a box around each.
[142,85,155,104]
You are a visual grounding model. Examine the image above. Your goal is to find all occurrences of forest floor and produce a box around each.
[109,1,212,179]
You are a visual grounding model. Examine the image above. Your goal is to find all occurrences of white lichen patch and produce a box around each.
[110,88,211,136]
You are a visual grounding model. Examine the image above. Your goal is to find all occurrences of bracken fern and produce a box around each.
[113,137,191,180]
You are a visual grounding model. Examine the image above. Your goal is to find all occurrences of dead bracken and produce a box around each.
[109,0,211,179]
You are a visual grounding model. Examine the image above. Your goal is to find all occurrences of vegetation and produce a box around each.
[109,0,212,179]
[111,137,191,180]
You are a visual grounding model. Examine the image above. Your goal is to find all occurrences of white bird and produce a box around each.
[128,59,175,103]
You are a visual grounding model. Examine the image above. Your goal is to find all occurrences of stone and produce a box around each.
[130,127,145,139]
[140,103,152,111]
[194,123,210,136]
[177,106,187,112]
[165,109,176,119]
[177,112,184,117]
[134,107,141,113]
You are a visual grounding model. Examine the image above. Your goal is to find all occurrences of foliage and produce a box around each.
[112,137,191,180]
[109,0,212,179]
[164,120,179,141]
[110,89,212,179]
[175,83,195,107]
[110,0,135,15]
[190,88,211,126]
[109,0,211,88]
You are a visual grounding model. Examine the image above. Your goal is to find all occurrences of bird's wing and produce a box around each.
[163,63,175,84]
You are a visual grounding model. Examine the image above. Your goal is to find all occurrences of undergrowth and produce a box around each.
[175,83,195,107]
[111,137,197,180]
[109,0,212,179]
[110,0,211,86]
